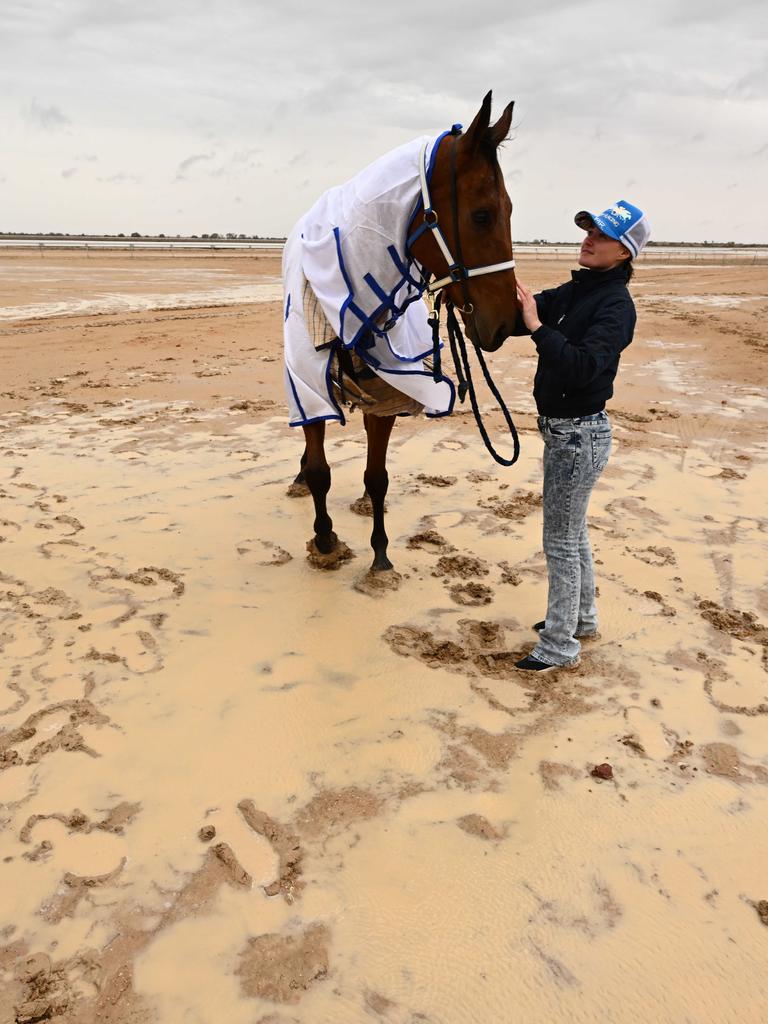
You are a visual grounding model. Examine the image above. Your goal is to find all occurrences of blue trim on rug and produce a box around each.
[286,367,308,423]
[288,413,342,428]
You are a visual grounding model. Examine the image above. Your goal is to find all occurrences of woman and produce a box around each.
[513,200,651,671]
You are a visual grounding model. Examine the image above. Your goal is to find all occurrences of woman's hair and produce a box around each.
[623,258,634,282]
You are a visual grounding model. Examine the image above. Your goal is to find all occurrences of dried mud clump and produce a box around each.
[433,554,489,579]
[384,625,466,668]
[20,802,140,844]
[349,493,375,517]
[590,763,614,780]
[125,565,185,596]
[43,859,127,924]
[286,480,311,498]
[294,786,383,840]
[539,761,580,791]
[449,582,493,606]
[305,538,354,570]
[699,742,768,784]
[365,989,397,1015]
[643,590,677,617]
[407,528,454,554]
[439,744,490,790]
[457,813,507,841]
[11,952,74,1024]
[498,561,523,585]
[630,545,677,566]
[415,473,457,487]
[353,568,402,597]
[237,539,292,566]
[238,800,304,902]
[699,601,768,644]
[479,490,542,521]
[236,924,330,1004]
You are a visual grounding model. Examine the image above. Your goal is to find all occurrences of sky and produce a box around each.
[3,0,767,242]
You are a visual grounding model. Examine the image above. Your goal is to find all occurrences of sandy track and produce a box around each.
[1,251,767,1023]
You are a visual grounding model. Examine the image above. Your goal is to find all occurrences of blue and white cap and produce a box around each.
[575,200,651,258]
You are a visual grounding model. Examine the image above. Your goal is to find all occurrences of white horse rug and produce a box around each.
[282,132,457,427]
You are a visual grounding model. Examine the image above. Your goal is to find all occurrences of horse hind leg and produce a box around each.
[364,413,396,571]
[302,422,337,555]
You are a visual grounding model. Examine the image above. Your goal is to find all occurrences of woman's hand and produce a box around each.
[516,280,542,333]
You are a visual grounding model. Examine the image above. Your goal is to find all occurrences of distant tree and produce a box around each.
[158,233,165,238]
[118,232,125,237]
[238,233,246,239]
[226,232,236,239]
[202,233,209,239]
[210,232,220,239]
[130,231,141,238]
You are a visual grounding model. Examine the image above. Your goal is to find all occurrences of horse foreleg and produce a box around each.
[302,422,336,554]
[364,413,396,571]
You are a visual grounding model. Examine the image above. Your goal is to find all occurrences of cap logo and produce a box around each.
[610,205,633,222]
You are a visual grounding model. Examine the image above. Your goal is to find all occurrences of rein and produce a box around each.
[411,127,520,467]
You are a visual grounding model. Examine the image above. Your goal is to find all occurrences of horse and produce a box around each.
[282,91,518,574]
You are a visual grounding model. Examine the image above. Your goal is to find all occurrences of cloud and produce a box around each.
[97,172,141,184]
[26,98,70,131]
[174,152,214,181]
[3,0,767,240]
[61,167,77,178]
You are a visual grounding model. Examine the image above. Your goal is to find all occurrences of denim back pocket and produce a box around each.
[590,431,612,472]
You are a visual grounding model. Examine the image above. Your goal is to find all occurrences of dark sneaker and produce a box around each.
[515,655,556,672]
[533,621,598,640]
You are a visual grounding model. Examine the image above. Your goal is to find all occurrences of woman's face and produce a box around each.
[579,226,631,270]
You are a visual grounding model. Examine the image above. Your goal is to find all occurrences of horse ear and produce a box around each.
[489,101,514,148]
[462,91,493,154]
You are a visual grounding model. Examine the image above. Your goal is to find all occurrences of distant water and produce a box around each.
[0,281,283,322]
[1,239,765,259]
[0,238,283,250]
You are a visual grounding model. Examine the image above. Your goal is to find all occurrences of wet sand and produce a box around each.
[1,250,767,1023]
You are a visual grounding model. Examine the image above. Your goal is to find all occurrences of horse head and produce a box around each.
[410,91,518,353]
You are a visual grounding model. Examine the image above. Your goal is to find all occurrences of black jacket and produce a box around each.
[513,264,636,416]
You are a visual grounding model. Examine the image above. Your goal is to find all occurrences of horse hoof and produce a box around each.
[286,480,311,498]
[353,567,402,597]
[371,555,394,572]
[306,537,354,570]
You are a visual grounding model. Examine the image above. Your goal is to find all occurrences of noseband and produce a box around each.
[410,125,515,309]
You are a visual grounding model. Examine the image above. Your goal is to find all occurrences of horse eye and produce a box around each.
[471,209,492,226]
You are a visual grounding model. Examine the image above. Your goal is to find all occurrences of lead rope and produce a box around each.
[428,289,519,466]
[445,301,520,466]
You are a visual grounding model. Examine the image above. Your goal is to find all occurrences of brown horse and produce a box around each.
[293,92,518,572]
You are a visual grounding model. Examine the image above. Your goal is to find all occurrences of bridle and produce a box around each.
[405,124,521,467]
[409,125,516,312]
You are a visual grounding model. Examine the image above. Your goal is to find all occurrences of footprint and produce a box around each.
[449,582,494,606]
[236,539,292,566]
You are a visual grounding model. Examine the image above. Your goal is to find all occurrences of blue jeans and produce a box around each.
[531,412,612,666]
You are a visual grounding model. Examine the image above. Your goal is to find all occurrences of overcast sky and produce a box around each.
[3,0,767,242]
